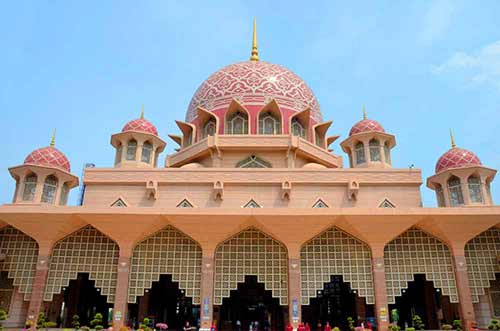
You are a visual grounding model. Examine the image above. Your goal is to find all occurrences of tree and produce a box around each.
[90,313,104,331]
[452,320,462,331]
[412,315,424,331]
[0,308,7,331]
[72,315,81,330]
[346,317,355,331]
[37,312,46,329]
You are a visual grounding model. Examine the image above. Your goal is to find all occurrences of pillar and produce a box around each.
[288,257,301,328]
[199,254,214,331]
[112,255,132,328]
[451,247,476,329]
[372,249,389,331]
[26,255,50,327]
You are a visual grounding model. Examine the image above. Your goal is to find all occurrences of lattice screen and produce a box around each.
[465,227,500,303]
[128,225,202,304]
[384,227,458,304]
[0,226,38,300]
[300,227,374,305]
[43,225,119,303]
[214,227,288,305]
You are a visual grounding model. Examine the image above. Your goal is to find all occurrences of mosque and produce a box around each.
[0,20,498,331]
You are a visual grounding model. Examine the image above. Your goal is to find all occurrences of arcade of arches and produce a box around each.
[0,224,499,330]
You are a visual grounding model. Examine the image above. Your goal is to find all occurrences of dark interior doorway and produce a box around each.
[128,274,199,330]
[302,275,373,330]
[389,274,459,330]
[218,276,285,331]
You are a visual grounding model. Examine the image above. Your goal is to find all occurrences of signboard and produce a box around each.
[292,299,299,323]
[379,307,387,322]
[114,311,122,321]
[203,297,210,320]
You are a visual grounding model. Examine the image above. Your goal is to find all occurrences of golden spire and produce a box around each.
[140,104,145,119]
[50,129,56,147]
[250,17,259,61]
[363,105,367,120]
[450,128,456,148]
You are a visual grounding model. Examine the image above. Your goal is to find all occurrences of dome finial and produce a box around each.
[140,104,145,119]
[250,17,259,61]
[50,128,56,147]
[362,105,367,120]
[450,128,456,148]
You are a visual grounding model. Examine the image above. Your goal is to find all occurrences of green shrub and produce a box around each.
[333,327,340,331]
[453,319,463,331]
[347,317,355,331]
[489,319,500,330]
[388,324,401,331]
[412,315,425,331]
[0,308,7,331]
[37,312,47,329]
[90,313,104,330]
[442,324,453,330]
[406,328,415,331]
[44,321,57,328]
[81,326,90,331]
[140,317,152,331]
[72,314,80,330]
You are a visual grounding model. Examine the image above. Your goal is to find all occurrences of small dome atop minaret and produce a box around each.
[23,129,71,172]
[435,130,482,173]
[349,107,385,136]
[122,105,159,136]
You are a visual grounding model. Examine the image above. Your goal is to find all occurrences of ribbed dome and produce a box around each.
[186,61,322,123]
[435,147,482,173]
[24,146,71,172]
[122,118,158,136]
[349,118,385,136]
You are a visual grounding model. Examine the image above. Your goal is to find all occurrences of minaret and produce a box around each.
[250,17,259,61]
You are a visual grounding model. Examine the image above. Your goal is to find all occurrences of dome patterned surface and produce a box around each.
[349,119,385,136]
[122,118,158,136]
[435,147,482,173]
[24,146,71,172]
[186,61,322,122]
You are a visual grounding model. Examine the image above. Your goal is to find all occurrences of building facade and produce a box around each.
[0,22,499,331]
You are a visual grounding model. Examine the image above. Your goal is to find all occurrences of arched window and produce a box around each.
[59,183,69,206]
[141,141,153,163]
[115,143,122,165]
[41,175,58,204]
[259,112,281,135]
[203,119,216,138]
[183,131,193,147]
[436,184,445,207]
[315,130,322,147]
[291,118,305,138]
[226,111,248,134]
[355,142,365,164]
[384,142,391,165]
[126,139,137,161]
[22,173,37,201]
[369,139,381,162]
[447,176,464,206]
[468,175,483,203]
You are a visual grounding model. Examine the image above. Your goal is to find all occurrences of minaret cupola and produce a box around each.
[340,107,396,168]
[111,106,166,168]
[8,130,79,205]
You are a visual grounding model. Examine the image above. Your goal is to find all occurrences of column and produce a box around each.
[26,254,50,327]
[451,247,476,330]
[288,257,301,328]
[113,255,132,329]
[199,253,214,330]
[372,249,389,331]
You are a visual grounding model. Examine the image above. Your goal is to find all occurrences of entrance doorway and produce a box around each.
[390,274,459,330]
[302,275,373,330]
[218,276,285,331]
[128,274,199,330]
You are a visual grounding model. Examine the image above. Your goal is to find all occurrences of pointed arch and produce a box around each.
[243,199,261,208]
[128,225,202,304]
[383,227,458,304]
[43,225,119,303]
[111,197,128,207]
[312,198,329,208]
[289,108,310,139]
[214,227,288,305]
[465,227,500,302]
[176,198,194,208]
[300,226,374,305]
[236,155,272,168]
[379,198,395,208]
[258,100,282,135]
[225,99,250,134]
[197,107,220,139]
[0,226,38,300]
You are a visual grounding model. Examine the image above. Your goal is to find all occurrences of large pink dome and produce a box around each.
[435,147,482,173]
[24,146,71,172]
[186,61,322,123]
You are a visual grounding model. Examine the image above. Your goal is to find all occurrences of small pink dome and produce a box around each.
[24,146,71,172]
[122,118,158,136]
[349,119,385,136]
[435,147,482,173]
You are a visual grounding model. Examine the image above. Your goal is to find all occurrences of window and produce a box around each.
[369,139,381,162]
[259,112,281,135]
[226,111,248,134]
[22,173,37,201]
[177,199,194,208]
[203,119,216,138]
[291,118,305,138]
[115,143,122,165]
[41,175,58,204]
[379,199,395,208]
[436,184,445,207]
[447,176,464,206]
[141,142,153,163]
[315,130,322,147]
[126,140,137,161]
[111,198,127,207]
[236,155,272,168]
[312,199,328,208]
[243,199,261,208]
[468,175,483,203]
[384,142,391,165]
[355,142,365,164]
[59,183,69,206]
[184,131,193,147]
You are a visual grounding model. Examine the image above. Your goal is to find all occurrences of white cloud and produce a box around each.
[420,0,457,44]
[433,41,500,90]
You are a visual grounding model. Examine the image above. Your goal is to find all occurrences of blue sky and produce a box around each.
[1,1,499,206]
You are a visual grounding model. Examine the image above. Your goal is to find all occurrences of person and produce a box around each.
[249,321,254,331]
[183,321,192,331]
[298,323,306,331]
[316,322,322,331]
[210,322,217,331]
[324,322,331,331]
[305,323,311,331]
[236,320,241,331]
[286,323,293,331]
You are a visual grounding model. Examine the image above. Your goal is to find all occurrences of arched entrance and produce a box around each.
[300,227,375,329]
[213,228,288,331]
[127,226,202,330]
[384,228,459,330]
